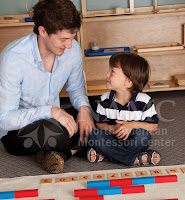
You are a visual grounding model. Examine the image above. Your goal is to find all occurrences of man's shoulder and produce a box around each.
[1,34,34,58]
[71,39,82,53]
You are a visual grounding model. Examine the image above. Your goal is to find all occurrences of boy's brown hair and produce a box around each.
[32,0,82,35]
[109,52,150,93]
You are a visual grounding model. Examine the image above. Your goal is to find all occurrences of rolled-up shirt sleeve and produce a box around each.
[0,56,52,136]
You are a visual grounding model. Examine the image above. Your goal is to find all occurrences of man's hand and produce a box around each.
[77,106,95,144]
[114,120,133,140]
[51,106,77,138]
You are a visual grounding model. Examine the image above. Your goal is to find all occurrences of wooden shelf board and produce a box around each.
[144,80,185,92]
[0,22,34,27]
[83,10,185,23]
[85,55,111,61]
[87,80,107,90]
[138,49,185,57]
[83,3,185,19]
[87,89,109,96]
[0,14,33,27]
[84,49,185,61]
[86,80,185,96]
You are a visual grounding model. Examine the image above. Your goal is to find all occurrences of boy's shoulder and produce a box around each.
[135,92,152,104]
[100,91,111,101]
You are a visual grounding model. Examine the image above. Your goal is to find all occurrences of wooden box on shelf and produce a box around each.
[174,74,185,86]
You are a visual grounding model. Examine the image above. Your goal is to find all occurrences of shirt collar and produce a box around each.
[31,33,42,65]
[109,90,138,107]
[31,33,61,64]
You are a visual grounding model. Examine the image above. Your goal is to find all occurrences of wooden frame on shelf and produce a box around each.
[153,0,158,13]
[155,1,185,13]
[82,4,185,23]
[81,0,135,18]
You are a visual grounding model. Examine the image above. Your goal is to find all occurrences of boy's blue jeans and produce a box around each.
[88,128,151,166]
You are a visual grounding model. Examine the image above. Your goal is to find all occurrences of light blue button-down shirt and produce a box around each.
[0,33,90,138]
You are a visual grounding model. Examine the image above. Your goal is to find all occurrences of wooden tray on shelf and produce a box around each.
[148,80,170,89]
[134,43,184,53]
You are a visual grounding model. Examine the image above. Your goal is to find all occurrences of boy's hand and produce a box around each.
[114,120,133,140]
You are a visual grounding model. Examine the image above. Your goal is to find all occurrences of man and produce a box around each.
[0,0,95,173]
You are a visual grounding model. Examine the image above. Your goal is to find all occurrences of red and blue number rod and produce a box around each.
[78,198,178,200]
[87,175,177,188]
[0,189,38,199]
[79,196,104,200]
[74,185,145,197]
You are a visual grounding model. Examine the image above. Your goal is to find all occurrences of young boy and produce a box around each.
[87,52,161,166]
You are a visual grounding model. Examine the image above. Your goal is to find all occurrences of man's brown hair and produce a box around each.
[32,0,82,35]
[109,52,150,93]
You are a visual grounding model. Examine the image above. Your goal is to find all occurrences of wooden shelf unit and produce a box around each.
[1,4,185,98]
[80,4,185,96]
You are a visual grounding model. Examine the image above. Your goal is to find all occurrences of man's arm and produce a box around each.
[65,42,95,142]
[0,56,52,134]
[51,106,77,138]
[77,106,95,143]
[65,42,90,111]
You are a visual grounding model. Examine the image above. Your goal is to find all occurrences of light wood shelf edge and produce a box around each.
[0,14,33,27]
[137,49,185,57]
[0,22,34,27]
[82,3,185,20]
[86,80,185,96]
[83,10,185,23]
[84,49,185,60]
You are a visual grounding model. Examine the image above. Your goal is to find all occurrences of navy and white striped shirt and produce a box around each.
[96,90,158,125]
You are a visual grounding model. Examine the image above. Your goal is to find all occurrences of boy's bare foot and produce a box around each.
[134,150,161,165]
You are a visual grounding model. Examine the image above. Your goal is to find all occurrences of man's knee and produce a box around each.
[18,118,70,152]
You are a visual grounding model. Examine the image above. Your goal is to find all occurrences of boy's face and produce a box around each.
[106,66,132,91]
[41,29,77,56]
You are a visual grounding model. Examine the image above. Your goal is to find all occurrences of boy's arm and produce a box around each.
[96,123,121,134]
[126,121,158,133]
[115,120,158,140]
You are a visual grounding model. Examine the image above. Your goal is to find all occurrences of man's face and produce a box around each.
[43,29,77,56]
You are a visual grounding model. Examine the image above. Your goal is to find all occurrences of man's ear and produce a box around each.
[38,26,47,38]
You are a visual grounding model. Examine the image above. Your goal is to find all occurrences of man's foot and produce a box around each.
[36,151,66,174]
[87,148,104,162]
[134,150,161,165]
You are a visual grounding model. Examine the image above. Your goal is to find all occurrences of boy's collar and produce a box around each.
[109,90,138,103]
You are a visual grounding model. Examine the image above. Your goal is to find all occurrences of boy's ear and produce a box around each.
[126,78,133,88]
